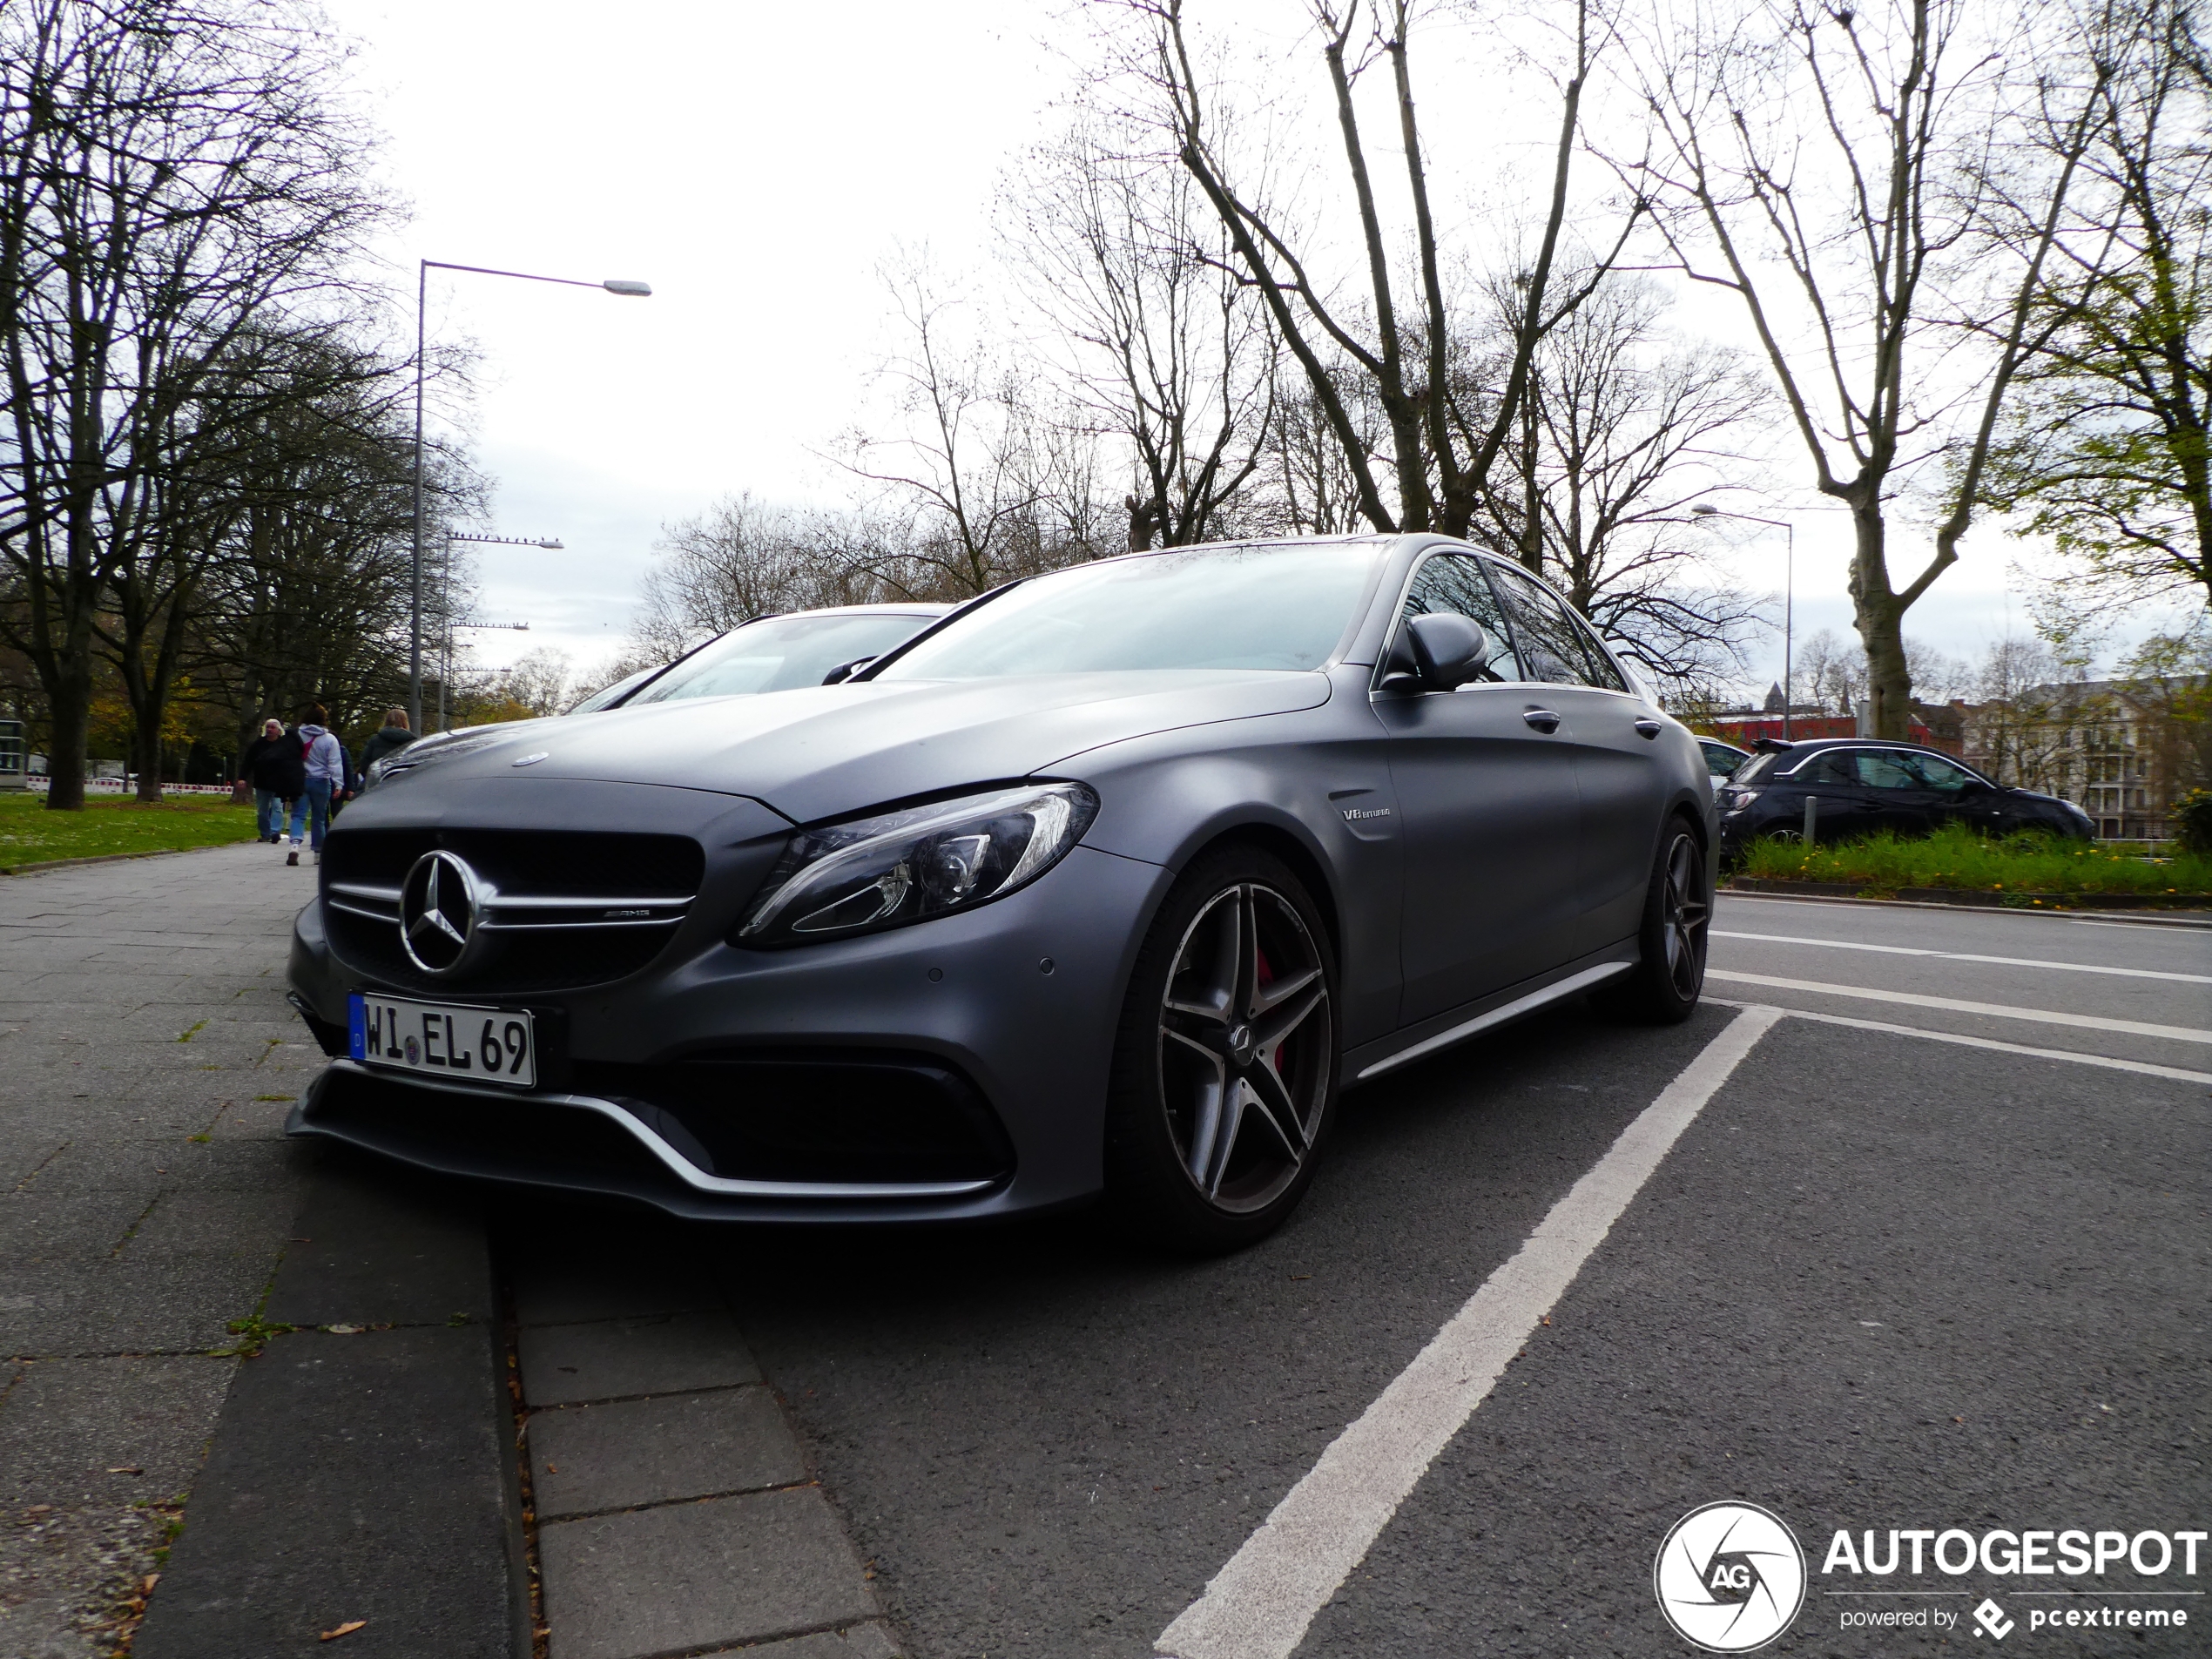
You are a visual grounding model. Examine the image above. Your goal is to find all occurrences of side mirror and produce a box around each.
[1402,612,1492,691]
[820,656,877,685]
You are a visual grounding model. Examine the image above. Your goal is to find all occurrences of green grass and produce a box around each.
[0,790,260,868]
[1736,823,2212,898]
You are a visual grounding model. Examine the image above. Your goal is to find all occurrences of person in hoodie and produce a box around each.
[239,718,298,842]
[287,704,347,867]
[357,706,416,777]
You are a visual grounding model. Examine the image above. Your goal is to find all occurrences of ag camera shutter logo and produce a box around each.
[1655,1501,1808,1651]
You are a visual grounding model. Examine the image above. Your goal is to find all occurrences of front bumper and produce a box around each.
[287,841,1170,1222]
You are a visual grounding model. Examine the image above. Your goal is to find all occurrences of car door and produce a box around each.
[1905,751,2006,831]
[1482,561,1672,954]
[1788,751,1882,843]
[1850,748,1943,837]
[1372,551,1583,1025]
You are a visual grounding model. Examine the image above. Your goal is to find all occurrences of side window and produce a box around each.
[1564,611,1631,693]
[1399,553,1521,682]
[1906,753,1979,793]
[1851,751,1925,790]
[1482,563,1595,687]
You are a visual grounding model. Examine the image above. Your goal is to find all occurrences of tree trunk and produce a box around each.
[44,666,92,812]
[1846,502,1913,739]
[132,692,166,802]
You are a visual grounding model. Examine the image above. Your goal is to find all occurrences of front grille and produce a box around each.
[322,829,707,994]
[571,1049,1015,1185]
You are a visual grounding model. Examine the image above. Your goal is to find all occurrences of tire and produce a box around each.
[1104,846,1339,1253]
[1594,816,1710,1024]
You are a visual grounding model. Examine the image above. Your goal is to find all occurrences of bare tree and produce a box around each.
[1981,0,2212,612]
[628,494,887,663]
[0,0,384,807]
[1009,113,1279,549]
[838,260,1102,596]
[1475,269,1771,695]
[1261,366,1385,535]
[1117,0,1642,539]
[1788,626,1866,715]
[1622,0,2114,738]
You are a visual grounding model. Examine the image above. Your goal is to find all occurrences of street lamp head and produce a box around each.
[1691,504,1721,516]
[602,280,652,297]
[535,539,563,550]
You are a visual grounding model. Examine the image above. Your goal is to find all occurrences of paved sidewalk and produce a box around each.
[0,841,327,1656]
[506,1218,897,1659]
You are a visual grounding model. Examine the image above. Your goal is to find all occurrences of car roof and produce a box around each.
[1767,738,1955,758]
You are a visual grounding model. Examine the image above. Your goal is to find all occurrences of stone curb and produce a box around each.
[0,841,253,877]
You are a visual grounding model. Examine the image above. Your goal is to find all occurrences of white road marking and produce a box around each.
[1703,999,2212,1085]
[1154,1007,1784,1659]
[1703,969,2212,1045]
[1722,893,2203,934]
[1711,930,2212,985]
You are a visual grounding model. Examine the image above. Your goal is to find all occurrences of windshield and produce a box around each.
[874,543,1383,680]
[627,611,937,705]
[567,665,660,714]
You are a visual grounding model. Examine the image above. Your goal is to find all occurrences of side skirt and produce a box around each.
[1344,944,1637,1084]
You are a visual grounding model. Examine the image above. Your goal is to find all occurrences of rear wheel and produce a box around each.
[1104,846,1338,1253]
[1595,818,1710,1024]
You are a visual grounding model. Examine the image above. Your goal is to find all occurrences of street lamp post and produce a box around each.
[1692,505,1796,741]
[411,262,651,732]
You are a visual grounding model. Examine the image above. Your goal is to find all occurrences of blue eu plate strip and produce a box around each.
[347,994,366,1061]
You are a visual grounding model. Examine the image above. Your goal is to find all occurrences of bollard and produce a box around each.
[1803,796,1819,844]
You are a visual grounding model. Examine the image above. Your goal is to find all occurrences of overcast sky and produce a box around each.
[320,0,2157,700]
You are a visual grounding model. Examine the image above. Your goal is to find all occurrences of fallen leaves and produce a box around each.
[324,1323,365,1335]
[319,1619,367,1642]
[106,1466,144,1475]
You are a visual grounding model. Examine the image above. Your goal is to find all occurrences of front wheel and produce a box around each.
[1595,819,1710,1024]
[1104,847,1339,1253]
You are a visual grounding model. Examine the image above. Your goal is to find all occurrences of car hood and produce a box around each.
[375,670,1333,825]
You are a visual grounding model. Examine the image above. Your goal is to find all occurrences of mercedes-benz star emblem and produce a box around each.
[398,850,483,974]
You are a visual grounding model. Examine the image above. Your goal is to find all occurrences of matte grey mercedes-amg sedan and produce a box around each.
[286,536,1716,1249]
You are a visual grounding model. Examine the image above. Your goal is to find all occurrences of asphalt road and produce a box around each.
[15,850,2195,1659]
[504,894,2207,1658]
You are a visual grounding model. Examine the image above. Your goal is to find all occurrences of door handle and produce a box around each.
[1521,708,1561,733]
[1633,718,1662,739]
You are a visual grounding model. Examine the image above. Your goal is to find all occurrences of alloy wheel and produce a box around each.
[1661,831,1710,1000]
[1156,882,1332,1214]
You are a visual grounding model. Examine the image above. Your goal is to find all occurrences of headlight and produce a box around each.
[1720,788,1761,813]
[735,781,1099,948]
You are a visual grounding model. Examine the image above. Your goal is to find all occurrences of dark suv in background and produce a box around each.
[1715,738,2094,858]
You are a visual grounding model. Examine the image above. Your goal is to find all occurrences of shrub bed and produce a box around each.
[1731,823,2211,899]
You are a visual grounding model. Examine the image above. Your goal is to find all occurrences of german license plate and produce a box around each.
[349,993,536,1089]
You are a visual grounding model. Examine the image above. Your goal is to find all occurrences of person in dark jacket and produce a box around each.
[358,706,416,776]
[240,718,302,842]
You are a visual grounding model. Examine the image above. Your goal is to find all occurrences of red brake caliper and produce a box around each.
[1255,948,1286,1075]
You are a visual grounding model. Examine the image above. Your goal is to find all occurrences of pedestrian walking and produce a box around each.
[287,705,347,867]
[358,706,416,777]
[241,718,303,843]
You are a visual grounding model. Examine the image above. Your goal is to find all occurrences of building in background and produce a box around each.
[1957,678,2208,841]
